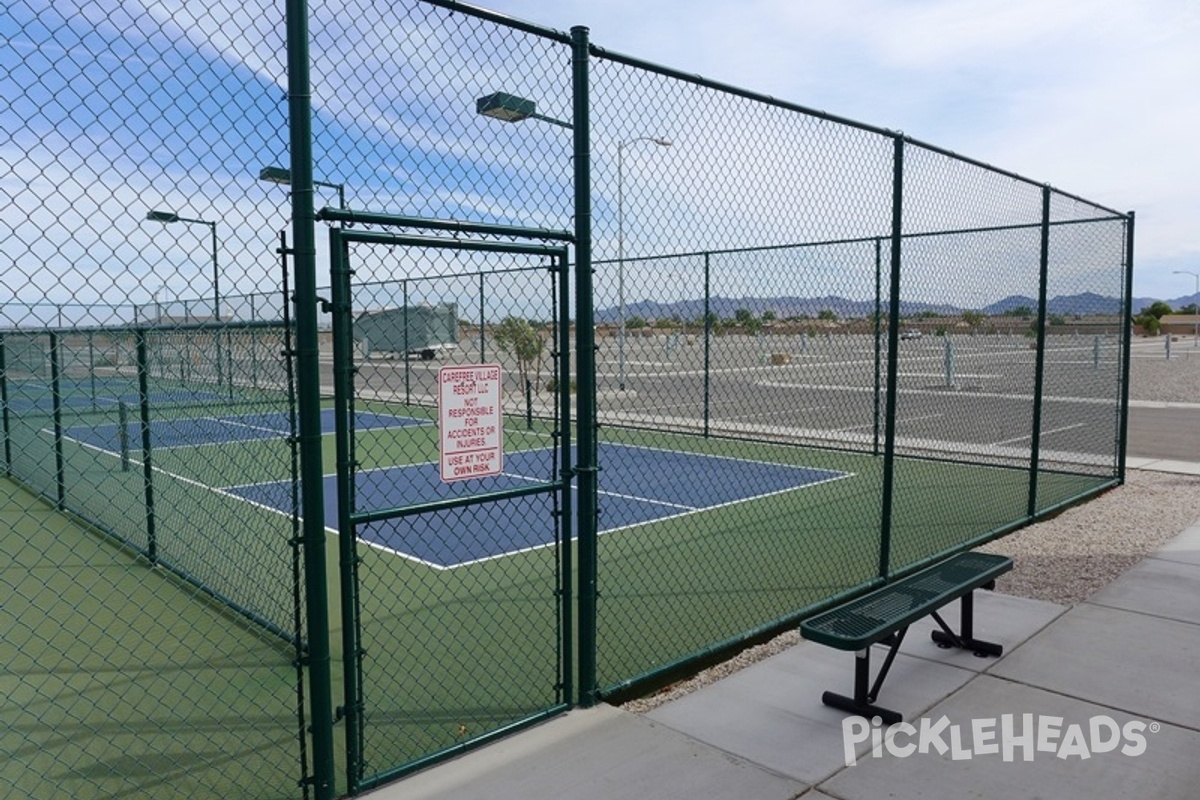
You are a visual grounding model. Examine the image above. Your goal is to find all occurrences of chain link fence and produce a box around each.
[586,46,1130,694]
[1,0,307,798]
[3,1,1132,798]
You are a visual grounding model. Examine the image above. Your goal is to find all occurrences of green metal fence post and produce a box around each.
[88,331,97,411]
[877,135,904,580]
[403,281,411,405]
[0,335,10,475]
[135,329,156,564]
[283,0,336,797]
[49,332,65,510]
[1027,186,1051,517]
[1117,211,1136,483]
[571,24,599,708]
[873,238,882,456]
[556,246,574,706]
[226,329,235,400]
[703,252,711,437]
[329,228,365,792]
[278,226,314,794]
[479,273,487,362]
[250,325,259,388]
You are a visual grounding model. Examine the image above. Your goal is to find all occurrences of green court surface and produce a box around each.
[0,479,301,800]
[1,397,1116,793]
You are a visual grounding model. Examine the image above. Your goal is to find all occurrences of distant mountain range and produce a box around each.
[595,292,1188,323]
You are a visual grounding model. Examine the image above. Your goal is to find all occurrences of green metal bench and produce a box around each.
[800,551,1013,725]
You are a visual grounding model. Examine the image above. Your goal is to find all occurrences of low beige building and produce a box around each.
[1159,314,1200,338]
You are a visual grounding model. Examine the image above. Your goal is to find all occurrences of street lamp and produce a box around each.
[145,210,219,321]
[617,136,672,391]
[258,165,347,210]
[1173,270,1199,347]
[146,208,225,392]
[475,92,572,129]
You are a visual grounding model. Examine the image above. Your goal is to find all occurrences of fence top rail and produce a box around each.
[0,320,291,337]
[593,213,1131,268]
[418,0,573,44]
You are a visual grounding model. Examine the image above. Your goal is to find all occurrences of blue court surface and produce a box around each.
[225,444,851,569]
[61,409,427,451]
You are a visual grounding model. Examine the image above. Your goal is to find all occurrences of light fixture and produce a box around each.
[475,91,571,129]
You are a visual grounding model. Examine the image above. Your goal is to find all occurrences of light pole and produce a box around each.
[1173,270,1199,347]
[146,209,224,392]
[617,136,671,391]
[259,165,347,210]
[146,210,219,321]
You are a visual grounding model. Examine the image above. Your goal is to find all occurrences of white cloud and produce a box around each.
[485,0,1199,299]
[7,0,1195,304]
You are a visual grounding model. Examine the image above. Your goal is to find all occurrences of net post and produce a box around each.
[526,378,533,429]
[118,400,131,472]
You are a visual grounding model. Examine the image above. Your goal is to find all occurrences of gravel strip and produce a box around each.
[623,350,1200,713]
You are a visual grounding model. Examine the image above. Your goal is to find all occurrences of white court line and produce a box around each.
[311,443,856,570]
[596,487,696,511]
[202,415,288,435]
[45,426,257,501]
[442,468,856,571]
[757,380,1121,406]
[834,412,944,432]
[497,465,700,512]
[898,373,1001,380]
[990,423,1087,447]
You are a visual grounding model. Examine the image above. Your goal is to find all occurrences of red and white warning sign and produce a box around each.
[438,363,503,482]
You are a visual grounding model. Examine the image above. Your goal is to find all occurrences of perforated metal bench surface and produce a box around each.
[800,552,1013,651]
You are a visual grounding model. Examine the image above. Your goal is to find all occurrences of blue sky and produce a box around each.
[2,0,1196,320]
[481,0,1199,301]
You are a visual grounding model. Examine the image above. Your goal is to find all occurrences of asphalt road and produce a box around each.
[320,332,1199,465]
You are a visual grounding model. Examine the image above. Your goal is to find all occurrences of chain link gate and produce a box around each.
[327,223,573,792]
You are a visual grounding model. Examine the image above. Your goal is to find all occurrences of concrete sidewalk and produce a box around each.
[1124,455,1200,476]
[371,518,1200,800]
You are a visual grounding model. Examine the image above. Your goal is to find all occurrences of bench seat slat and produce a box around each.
[800,552,1012,651]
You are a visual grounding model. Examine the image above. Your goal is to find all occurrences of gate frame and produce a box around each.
[327,221,577,793]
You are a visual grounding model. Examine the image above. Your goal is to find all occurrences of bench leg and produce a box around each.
[821,631,905,725]
[930,590,1003,657]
